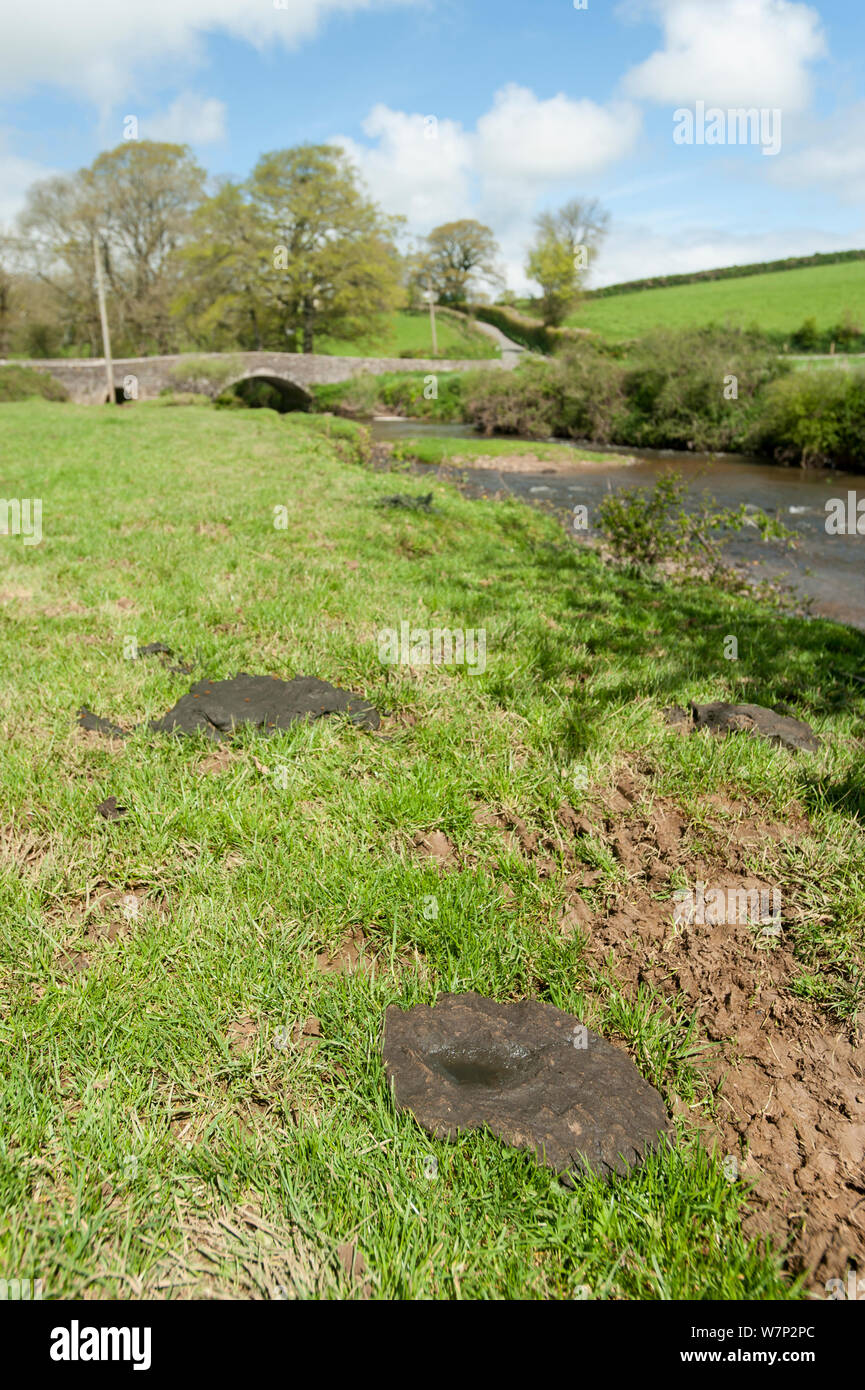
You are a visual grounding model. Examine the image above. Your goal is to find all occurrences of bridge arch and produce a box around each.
[223,372,312,412]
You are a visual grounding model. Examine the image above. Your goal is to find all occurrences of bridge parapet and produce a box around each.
[6,350,505,405]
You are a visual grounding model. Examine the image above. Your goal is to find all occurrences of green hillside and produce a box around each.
[318,308,498,359]
[564,261,865,343]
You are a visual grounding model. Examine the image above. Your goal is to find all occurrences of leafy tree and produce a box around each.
[420,220,502,304]
[173,181,274,350]
[254,144,403,352]
[17,173,102,353]
[18,141,206,354]
[526,197,609,325]
[179,144,402,353]
[0,236,12,357]
[88,142,207,350]
[791,316,820,352]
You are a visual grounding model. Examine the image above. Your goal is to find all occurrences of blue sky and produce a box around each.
[2,0,863,289]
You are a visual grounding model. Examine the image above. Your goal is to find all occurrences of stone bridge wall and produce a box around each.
[9,350,505,405]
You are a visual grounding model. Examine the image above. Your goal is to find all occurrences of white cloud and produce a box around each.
[770,103,865,204]
[0,139,58,228]
[336,105,474,230]
[0,0,416,106]
[587,220,862,288]
[145,94,227,145]
[334,84,642,250]
[334,86,643,295]
[622,0,826,112]
[475,84,642,183]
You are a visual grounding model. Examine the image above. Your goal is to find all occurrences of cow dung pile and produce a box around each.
[383,992,670,1178]
[664,700,820,753]
[78,674,380,742]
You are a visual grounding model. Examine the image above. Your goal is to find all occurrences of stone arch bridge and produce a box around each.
[13,349,512,406]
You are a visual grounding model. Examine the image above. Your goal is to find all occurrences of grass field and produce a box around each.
[563,262,865,342]
[317,308,498,359]
[1,400,864,1299]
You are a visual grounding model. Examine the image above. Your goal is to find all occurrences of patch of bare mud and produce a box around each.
[0,819,53,881]
[196,746,237,776]
[412,829,459,868]
[489,770,864,1292]
[315,927,373,975]
[226,1016,258,1055]
[314,927,423,978]
[439,451,636,476]
[74,723,126,755]
[51,883,167,977]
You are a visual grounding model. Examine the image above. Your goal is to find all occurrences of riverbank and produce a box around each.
[372,422,865,631]
[380,430,636,473]
[312,325,865,471]
[2,399,863,1299]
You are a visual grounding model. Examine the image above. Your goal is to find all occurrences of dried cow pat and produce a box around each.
[383,992,670,1178]
[663,701,820,753]
[78,674,380,742]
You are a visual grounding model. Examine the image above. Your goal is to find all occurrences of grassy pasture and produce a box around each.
[0,400,863,1299]
[317,308,498,359]
[565,261,865,342]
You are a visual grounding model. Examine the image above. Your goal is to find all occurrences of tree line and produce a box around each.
[0,139,608,358]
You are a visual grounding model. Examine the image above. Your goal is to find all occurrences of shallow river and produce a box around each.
[368,418,865,632]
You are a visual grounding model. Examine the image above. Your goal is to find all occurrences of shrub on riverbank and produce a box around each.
[0,364,68,402]
[748,366,865,468]
[309,326,865,468]
[311,370,466,421]
[462,327,786,452]
[613,326,785,451]
[597,471,797,600]
[459,358,567,436]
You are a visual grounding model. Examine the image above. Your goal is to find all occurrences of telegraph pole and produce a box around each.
[426,281,438,356]
[92,231,115,404]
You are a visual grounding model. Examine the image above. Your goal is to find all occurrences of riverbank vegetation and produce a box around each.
[313,326,865,470]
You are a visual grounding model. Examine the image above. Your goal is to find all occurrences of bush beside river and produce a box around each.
[313,326,865,471]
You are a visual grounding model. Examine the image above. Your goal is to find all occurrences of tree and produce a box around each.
[179,144,403,353]
[420,220,502,304]
[173,181,273,351]
[18,141,206,355]
[88,142,207,351]
[17,173,102,353]
[0,236,12,357]
[254,144,403,353]
[180,143,406,353]
[526,197,609,326]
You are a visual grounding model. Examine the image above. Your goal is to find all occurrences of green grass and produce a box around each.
[1,400,863,1299]
[317,308,498,359]
[564,262,865,342]
[788,355,865,370]
[388,436,624,467]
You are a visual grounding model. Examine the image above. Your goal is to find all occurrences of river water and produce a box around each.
[368,418,865,631]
